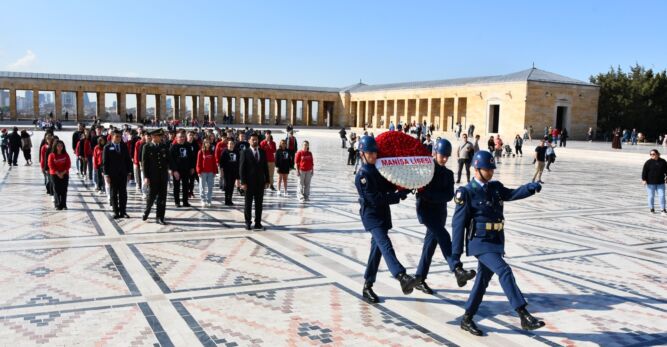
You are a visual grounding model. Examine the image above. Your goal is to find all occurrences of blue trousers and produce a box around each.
[464,252,526,316]
[646,184,666,210]
[415,223,460,279]
[364,227,406,284]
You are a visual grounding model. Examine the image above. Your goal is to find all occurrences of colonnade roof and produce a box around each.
[0,71,341,93]
[342,68,597,93]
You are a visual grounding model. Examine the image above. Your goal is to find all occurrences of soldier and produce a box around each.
[414,139,477,294]
[142,129,170,225]
[451,151,545,336]
[355,135,419,304]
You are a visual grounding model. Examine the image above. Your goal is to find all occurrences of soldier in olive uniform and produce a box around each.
[142,129,170,225]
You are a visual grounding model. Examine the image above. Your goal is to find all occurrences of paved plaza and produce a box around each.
[0,127,665,346]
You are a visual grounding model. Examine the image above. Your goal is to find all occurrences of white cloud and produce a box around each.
[7,50,37,71]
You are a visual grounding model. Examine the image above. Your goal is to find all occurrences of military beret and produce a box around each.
[149,129,165,136]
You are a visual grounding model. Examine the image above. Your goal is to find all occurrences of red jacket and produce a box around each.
[260,140,276,162]
[295,150,314,171]
[48,153,71,175]
[40,144,49,170]
[214,141,226,165]
[196,149,218,174]
[93,146,104,169]
[75,139,92,157]
[133,140,144,165]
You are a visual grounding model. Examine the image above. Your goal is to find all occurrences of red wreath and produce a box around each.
[375,131,430,158]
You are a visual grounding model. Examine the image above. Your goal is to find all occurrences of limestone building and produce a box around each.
[0,67,598,139]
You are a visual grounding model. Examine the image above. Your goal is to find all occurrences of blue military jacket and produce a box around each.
[355,163,401,230]
[451,179,535,257]
[416,161,454,226]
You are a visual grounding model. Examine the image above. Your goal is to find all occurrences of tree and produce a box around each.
[590,64,667,140]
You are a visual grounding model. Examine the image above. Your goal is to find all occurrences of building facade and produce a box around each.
[0,68,598,139]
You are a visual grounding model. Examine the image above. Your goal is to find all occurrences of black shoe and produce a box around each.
[122,213,130,218]
[517,306,545,330]
[245,224,252,231]
[113,214,121,219]
[454,266,477,287]
[397,272,418,295]
[142,213,148,221]
[362,283,379,304]
[253,224,265,231]
[650,208,655,213]
[182,202,191,207]
[415,279,434,295]
[175,203,181,208]
[270,185,276,191]
[156,219,167,225]
[460,314,483,336]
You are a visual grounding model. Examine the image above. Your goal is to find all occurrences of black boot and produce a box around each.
[362,283,379,304]
[516,306,545,330]
[397,272,418,295]
[454,265,477,287]
[460,313,483,336]
[415,277,434,295]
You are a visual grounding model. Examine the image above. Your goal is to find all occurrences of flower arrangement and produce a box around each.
[375,131,434,189]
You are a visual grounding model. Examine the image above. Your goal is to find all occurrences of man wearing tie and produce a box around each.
[239,132,269,231]
[103,130,132,219]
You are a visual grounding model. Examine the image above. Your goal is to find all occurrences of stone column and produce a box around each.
[452,96,459,131]
[54,90,62,120]
[415,99,422,125]
[97,92,106,120]
[439,97,446,132]
[9,88,17,120]
[318,100,325,126]
[174,95,181,120]
[256,98,264,125]
[76,91,84,121]
[234,97,241,125]
[242,98,249,124]
[372,100,379,128]
[196,95,204,121]
[304,100,311,126]
[403,99,409,126]
[32,89,40,118]
[156,94,164,121]
[383,100,388,129]
[355,101,362,128]
[427,98,433,127]
[118,92,127,119]
[287,99,294,125]
[271,99,279,125]
[138,93,146,122]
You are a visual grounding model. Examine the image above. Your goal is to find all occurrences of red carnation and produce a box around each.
[375,131,429,158]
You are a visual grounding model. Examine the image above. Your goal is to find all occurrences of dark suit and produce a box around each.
[142,142,170,220]
[239,147,269,227]
[103,142,132,215]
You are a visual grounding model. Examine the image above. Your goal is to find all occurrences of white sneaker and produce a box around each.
[201,201,206,208]
[207,202,212,208]
[51,196,55,202]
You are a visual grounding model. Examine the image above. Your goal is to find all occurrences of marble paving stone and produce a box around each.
[130,237,320,293]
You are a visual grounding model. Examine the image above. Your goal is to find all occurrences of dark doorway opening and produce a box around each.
[556,106,567,129]
[488,104,500,133]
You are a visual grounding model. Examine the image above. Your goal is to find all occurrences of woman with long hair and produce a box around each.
[20,129,33,165]
[196,138,218,207]
[93,136,107,193]
[275,139,291,196]
[47,140,71,210]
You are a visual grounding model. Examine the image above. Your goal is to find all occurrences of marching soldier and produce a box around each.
[355,135,419,303]
[142,129,170,225]
[451,150,545,336]
[414,139,477,294]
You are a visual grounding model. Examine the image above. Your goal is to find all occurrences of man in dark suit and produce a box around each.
[239,132,269,231]
[103,130,132,219]
[142,129,170,225]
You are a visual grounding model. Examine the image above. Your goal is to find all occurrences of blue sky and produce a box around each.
[1,0,665,87]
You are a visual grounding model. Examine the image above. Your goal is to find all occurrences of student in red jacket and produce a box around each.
[295,140,314,202]
[40,134,55,196]
[133,133,148,196]
[93,136,107,193]
[47,140,71,210]
[260,133,277,191]
[196,138,218,207]
[75,132,91,179]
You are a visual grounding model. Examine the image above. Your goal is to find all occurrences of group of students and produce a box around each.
[1,127,34,166]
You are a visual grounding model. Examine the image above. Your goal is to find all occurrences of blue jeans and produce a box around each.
[646,184,666,210]
[199,172,215,203]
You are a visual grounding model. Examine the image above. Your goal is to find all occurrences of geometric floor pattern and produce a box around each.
[0,126,666,346]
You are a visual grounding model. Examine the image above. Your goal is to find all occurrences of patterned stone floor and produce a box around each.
[0,126,665,346]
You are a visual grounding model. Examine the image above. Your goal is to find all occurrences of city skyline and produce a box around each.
[0,0,665,88]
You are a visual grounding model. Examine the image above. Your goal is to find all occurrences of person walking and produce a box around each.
[75,132,92,179]
[486,136,495,153]
[339,127,347,148]
[219,139,240,206]
[275,139,291,196]
[456,134,474,184]
[612,128,622,149]
[133,133,147,198]
[103,130,132,219]
[347,136,358,165]
[40,134,55,196]
[260,133,277,191]
[295,140,314,202]
[239,133,269,231]
[285,130,298,169]
[7,127,21,166]
[587,127,594,142]
[473,135,481,154]
[514,134,523,157]
[355,136,419,304]
[196,138,217,208]
[545,141,557,171]
[451,151,544,336]
[20,129,33,165]
[413,139,476,294]
[47,140,71,210]
[560,128,568,147]
[493,135,504,164]
[169,131,195,207]
[1,129,9,163]
[142,129,170,225]
[642,149,667,214]
[533,139,547,183]
[93,137,106,193]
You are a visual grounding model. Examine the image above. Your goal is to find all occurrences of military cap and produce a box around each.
[149,128,165,136]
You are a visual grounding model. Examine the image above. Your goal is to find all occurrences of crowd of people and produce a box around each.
[27,122,315,228]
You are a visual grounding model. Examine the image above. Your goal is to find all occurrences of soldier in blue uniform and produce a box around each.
[414,139,477,294]
[451,150,545,336]
[355,135,419,303]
